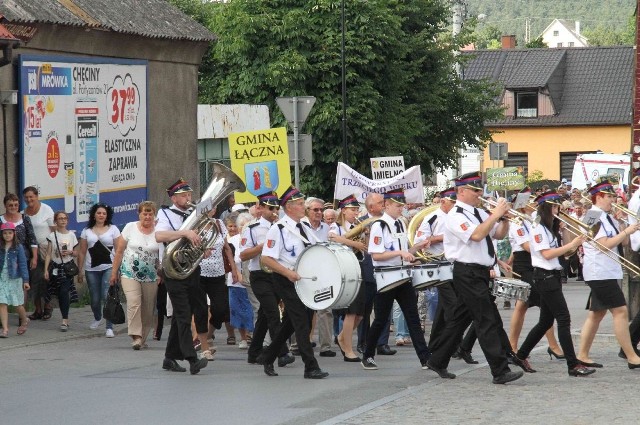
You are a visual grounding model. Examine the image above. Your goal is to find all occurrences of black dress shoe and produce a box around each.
[162,358,186,372]
[319,350,337,357]
[189,358,208,375]
[264,363,278,376]
[578,360,603,368]
[492,370,524,384]
[425,360,456,379]
[344,355,361,362]
[290,348,300,356]
[376,345,397,356]
[568,365,596,377]
[278,353,296,367]
[454,348,479,365]
[619,349,627,359]
[304,369,329,379]
[628,362,640,369]
[511,355,537,373]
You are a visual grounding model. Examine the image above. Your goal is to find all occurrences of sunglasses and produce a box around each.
[308,208,323,212]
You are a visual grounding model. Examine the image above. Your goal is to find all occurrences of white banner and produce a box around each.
[334,162,424,204]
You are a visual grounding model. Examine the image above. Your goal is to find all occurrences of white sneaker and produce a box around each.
[90,319,104,330]
[238,340,248,349]
[105,329,115,338]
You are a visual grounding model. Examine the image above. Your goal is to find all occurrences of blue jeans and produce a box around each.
[86,269,113,329]
[393,301,409,339]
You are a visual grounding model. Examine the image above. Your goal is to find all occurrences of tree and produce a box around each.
[173,0,503,200]
[525,36,547,48]
[473,23,502,49]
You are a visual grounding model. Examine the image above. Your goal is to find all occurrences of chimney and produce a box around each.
[501,35,516,49]
[575,21,580,35]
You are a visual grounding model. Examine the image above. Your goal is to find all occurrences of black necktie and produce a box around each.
[473,208,496,260]
[296,223,311,247]
[395,220,403,233]
[606,215,624,257]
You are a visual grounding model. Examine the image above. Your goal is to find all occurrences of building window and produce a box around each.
[515,92,538,118]
[553,30,559,36]
[504,153,528,177]
[198,138,231,196]
[557,42,563,47]
[569,42,575,47]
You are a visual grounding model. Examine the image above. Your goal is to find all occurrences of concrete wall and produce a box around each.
[0,23,209,204]
[483,125,631,179]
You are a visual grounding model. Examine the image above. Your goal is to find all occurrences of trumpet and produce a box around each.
[479,198,536,226]
[555,211,640,276]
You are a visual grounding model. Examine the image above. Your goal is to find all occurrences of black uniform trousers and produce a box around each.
[517,269,578,369]
[428,282,477,353]
[164,267,207,362]
[428,262,511,377]
[248,270,289,359]
[629,310,640,347]
[357,280,392,348]
[261,272,319,372]
[363,280,430,362]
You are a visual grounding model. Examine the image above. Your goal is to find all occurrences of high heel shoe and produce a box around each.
[547,347,565,360]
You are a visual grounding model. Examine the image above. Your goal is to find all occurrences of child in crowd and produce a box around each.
[0,222,30,337]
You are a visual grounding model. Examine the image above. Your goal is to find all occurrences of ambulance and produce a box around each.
[570,152,630,190]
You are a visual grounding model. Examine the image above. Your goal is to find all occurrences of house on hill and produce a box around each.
[540,19,588,48]
[462,46,632,181]
[0,0,214,230]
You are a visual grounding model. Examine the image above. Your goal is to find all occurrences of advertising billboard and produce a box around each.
[19,55,147,231]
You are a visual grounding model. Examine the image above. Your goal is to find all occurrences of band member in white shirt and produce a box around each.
[361,188,431,371]
[425,172,523,385]
[515,191,594,377]
[575,181,640,368]
[259,186,329,379]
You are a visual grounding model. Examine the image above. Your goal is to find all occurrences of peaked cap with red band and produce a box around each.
[383,188,406,205]
[587,180,616,196]
[534,190,562,206]
[338,194,360,209]
[257,190,280,207]
[166,178,192,197]
[279,186,305,206]
[454,171,483,190]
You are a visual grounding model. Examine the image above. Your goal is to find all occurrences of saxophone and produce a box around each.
[162,163,246,280]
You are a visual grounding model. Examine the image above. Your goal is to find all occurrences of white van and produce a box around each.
[570,152,630,190]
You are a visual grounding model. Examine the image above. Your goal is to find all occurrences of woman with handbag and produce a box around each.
[43,211,79,332]
[77,203,121,338]
[110,201,161,350]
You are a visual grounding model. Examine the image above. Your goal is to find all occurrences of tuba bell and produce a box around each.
[407,204,442,261]
[162,163,246,280]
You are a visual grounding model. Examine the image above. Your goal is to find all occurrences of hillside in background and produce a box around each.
[467,0,636,45]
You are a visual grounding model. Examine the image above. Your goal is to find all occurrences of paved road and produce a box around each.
[1,280,638,425]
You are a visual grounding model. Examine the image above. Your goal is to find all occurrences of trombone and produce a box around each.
[555,211,640,277]
[479,198,537,227]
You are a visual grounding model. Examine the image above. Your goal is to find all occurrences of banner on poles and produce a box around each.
[334,162,424,203]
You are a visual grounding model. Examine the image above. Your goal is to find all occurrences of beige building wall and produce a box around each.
[482,125,631,179]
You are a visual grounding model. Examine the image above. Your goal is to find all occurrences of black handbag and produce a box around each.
[103,285,126,324]
[54,232,79,277]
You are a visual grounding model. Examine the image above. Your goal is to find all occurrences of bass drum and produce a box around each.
[295,243,361,310]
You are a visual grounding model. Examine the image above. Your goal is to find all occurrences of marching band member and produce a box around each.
[259,186,329,379]
[507,192,564,359]
[329,195,367,362]
[361,188,431,371]
[301,196,335,357]
[241,191,294,367]
[624,172,640,358]
[515,191,595,377]
[155,178,208,375]
[356,193,397,356]
[425,172,523,384]
[576,181,640,368]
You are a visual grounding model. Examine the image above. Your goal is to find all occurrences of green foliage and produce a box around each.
[526,169,545,185]
[171,0,504,200]
[583,14,636,46]
[467,0,635,46]
[525,37,547,48]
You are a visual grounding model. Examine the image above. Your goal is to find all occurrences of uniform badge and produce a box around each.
[534,234,542,243]
[267,239,275,248]
[241,238,247,246]
[373,236,382,245]
[417,231,423,237]
[460,222,470,231]
[517,229,525,237]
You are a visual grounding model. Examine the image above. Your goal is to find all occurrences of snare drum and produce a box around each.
[436,260,454,286]
[374,265,413,292]
[295,243,361,310]
[491,278,531,302]
[412,263,440,290]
